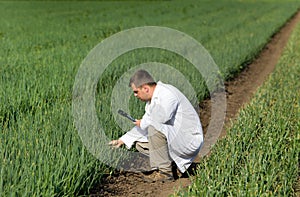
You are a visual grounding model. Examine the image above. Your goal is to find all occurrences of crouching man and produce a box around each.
[109,69,203,182]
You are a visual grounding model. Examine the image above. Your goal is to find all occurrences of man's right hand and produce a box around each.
[133,119,141,127]
[108,139,124,148]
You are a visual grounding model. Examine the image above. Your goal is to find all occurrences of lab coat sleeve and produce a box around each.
[120,126,148,149]
[140,95,178,131]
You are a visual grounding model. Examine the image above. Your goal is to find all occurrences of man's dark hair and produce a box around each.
[129,69,156,87]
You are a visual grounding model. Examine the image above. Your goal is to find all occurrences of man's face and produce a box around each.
[131,83,149,102]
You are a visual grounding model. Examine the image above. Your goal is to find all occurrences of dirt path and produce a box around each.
[89,11,300,197]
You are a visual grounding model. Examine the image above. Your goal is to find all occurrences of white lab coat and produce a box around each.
[120,81,203,172]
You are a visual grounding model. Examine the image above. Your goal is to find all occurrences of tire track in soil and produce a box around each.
[89,10,300,197]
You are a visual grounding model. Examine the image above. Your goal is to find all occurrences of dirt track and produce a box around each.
[89,11,300,197]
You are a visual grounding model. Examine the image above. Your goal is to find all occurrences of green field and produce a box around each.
[1,0,299,196]
[176,20,300,197]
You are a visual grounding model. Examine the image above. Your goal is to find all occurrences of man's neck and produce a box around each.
[148,84,156,102]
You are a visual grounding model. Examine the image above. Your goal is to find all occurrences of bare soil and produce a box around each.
[89,11,300,197]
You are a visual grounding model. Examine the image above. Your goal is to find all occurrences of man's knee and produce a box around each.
[135,142,149,156]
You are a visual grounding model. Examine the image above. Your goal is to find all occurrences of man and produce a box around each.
[109,69,203,182]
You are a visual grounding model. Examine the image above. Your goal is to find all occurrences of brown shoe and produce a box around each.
[143,170,174,183]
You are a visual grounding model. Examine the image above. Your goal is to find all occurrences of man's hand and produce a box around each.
[108,139,124,148]
[134,119,141,127]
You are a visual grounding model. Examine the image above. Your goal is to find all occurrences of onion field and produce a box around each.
[177,20,300,197]
[0,0,299,196]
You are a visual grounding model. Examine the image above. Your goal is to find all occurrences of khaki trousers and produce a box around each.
[135,126,172,173]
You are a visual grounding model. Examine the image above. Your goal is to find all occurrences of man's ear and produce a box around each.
[143,85,150,93]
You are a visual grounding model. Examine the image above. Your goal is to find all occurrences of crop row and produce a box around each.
[176,19,300,196]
